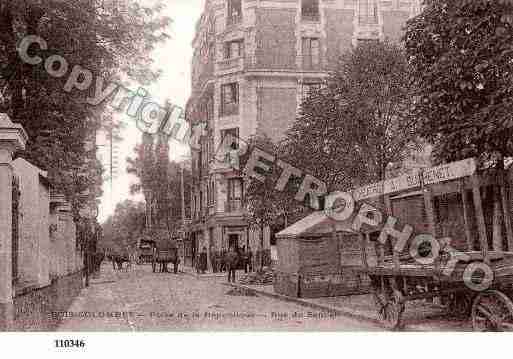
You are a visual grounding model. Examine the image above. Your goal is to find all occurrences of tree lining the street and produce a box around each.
[127,131,192,236]
[241,42,417,241]
[404,0,513,167]
[285,41,418,192]
[101,200,146,253]
[404,0,513,250]
[0,0,171,222]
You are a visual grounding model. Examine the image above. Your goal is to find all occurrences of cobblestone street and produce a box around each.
[56,264,380,331]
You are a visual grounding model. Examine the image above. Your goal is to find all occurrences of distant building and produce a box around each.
[185,0,422,270]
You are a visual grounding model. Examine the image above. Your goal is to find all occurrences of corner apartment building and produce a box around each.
[185,0,422,269]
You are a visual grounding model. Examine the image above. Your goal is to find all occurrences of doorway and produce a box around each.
[228,234,239,252]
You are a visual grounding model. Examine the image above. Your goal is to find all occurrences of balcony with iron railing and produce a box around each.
[301,12,320,22]
[211,148,241,174]
[243,55,323,72]
[215,56,245,75]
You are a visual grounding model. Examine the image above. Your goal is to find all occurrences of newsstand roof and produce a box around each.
[276,211,358,239]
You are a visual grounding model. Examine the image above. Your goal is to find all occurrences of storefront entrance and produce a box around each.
[228,233,239,252]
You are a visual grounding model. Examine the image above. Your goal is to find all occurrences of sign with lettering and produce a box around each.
[422,158,477,185]
[351,158,477,201]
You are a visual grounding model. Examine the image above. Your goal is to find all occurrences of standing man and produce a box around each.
[225,246,238,283]
[247,246,253,272]
[199,246,208,274]
[211,249,218,273]
[220,248,227,272]
[82,219,97,287]
[241,246,248,273]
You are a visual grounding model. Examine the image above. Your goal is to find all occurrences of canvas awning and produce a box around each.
[276,211,357,239]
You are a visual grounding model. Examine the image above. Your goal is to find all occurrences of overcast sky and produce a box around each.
[98,0,205,222]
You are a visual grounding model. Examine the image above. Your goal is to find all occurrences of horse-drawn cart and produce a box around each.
[152,241,179,274]
[138,238,156,264]
[350,158,513,330]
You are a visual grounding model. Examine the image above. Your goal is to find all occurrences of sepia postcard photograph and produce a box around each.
[1,0,513,355]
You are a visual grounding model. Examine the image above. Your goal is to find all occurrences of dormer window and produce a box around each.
[301,0,320,22]
[227,0,242,26]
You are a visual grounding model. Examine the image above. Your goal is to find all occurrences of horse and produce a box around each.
[109,253,129,271]
[92,252,105,274]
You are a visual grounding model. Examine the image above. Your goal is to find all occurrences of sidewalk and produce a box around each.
[180,266,227,279]
[222,281,471,331]
[181,267,384,324]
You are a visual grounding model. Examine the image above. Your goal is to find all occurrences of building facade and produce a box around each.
[185,0,422,270]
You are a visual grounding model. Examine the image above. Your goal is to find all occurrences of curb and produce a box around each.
[179,269,227,279]
[222,282,382,327]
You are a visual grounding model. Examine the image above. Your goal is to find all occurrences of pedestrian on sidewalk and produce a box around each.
[247,246,253,272]
[241,246,249,273]
[220,248,227,272]
[212,250,219,273]
[199,246,208,274]
[225,246,238,283]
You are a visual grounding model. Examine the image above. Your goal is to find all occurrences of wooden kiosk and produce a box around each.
[274,211,374,298]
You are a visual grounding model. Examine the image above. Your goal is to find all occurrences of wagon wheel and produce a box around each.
[448,293,473,319]
[370,276,387,312]
[472,290,513,332]
[379,289,405,331]
[372,277,405,331]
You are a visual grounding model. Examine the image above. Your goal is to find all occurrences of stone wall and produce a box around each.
[13,159,51,288]
[11,271,83,331]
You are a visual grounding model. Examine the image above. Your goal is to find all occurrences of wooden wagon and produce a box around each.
[152,241,179,274]
[349,158,513,330]
[137,238,156,264]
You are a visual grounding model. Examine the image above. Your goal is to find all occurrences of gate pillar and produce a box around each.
[0,113,28,330]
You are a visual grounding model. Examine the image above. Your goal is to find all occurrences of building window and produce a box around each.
[208,178,215,206]
[221,128,239,149]
[228,178,243,201]
[302,82,321,101]
[206,98,214,124]
[302,37,320,70]
[220,128,239,168]
[220,83,239,116]
[208,42,215,61]
[301,0,320,21]
[200,44,209,64]
[201,137,209,169]
[358,0,378,25]
[227,0,242,26]
[224,39,244,59]
[356,38,380,46]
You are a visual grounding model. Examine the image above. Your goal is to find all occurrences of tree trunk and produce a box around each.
[260,222,264,270]
[492,187,503,251]
[493,155,505,251]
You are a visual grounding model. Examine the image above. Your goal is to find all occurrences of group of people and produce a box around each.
[196,246,257,282]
